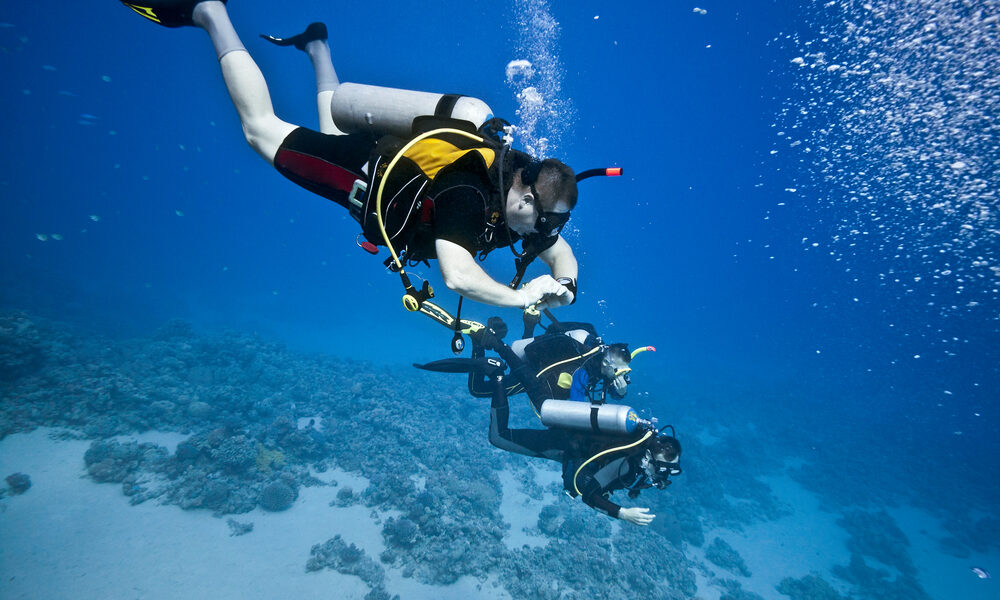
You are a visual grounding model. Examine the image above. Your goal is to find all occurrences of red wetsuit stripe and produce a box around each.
[275,149,360,193]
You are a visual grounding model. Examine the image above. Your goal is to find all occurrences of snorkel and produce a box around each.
[612,345,656,378]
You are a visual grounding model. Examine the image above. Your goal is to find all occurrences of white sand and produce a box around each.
[5,429,994,600]
[693,472,1000,600]
[888,505,999,600]
[497,469,547,550]
[0,429,507,600]
[699,474,853,599]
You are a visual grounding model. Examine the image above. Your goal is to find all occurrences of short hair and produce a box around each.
[651,436,681,461]
[535,159,578,210]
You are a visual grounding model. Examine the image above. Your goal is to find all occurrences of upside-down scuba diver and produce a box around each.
[417,313,681,526]
[467,309,656,412]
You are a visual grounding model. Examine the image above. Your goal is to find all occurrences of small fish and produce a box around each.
[51,234,63,241]
[35,233,48,241]
[971,566,991,579]
[89,214,100,222]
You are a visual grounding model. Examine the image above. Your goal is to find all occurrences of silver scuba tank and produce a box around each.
[539,400,640,436]
[330,82,494,138]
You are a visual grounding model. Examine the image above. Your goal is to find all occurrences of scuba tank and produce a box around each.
[539,399,640,435]
[330,83,494,138]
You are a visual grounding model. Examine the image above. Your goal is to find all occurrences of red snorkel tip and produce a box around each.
[575,167,624,182]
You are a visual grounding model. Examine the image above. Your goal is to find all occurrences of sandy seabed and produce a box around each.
[1,428,997,600]
[0,429,505,600]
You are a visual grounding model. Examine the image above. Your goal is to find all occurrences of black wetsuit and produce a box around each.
[270,127,556,259]
[471,322,626,412]
[487,374,653,519]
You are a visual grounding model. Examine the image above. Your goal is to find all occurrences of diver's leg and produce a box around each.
[488,376,566,462]
[309,39,343,135]
[191,1,296,163]
[303,30,342,134]
[261,23,343,135]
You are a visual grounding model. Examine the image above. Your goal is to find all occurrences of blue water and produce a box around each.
[1,1,998,599]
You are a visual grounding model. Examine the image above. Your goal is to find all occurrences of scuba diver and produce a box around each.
[467,310,655,413]
[417,355,681,526]
[116,1,624,315]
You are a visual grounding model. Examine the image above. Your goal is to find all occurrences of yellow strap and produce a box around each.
[535,346,601,379]
[418,300,484,334]
[573,431,652,496]
[375,128,486,270]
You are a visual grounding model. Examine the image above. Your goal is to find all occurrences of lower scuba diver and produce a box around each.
[116,1,625,314]
[415,322,681,525]
[467,311,655,412]
[417,355,681,526]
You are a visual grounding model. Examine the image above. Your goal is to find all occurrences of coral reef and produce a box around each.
[211,435,257,472]
[5,472,31,495]
[331,486,356,507]
[259,481,297,512]
[306,535,386,589]
[0,312,46,384]
[717,578,766,600]
[939,513,1000,556]
[837,510,915,576]
[226,518,254,536]
[382,517,419,548]
[832,553,931,600]
[4,309,987,600]
[776,574,847,600]
[706,537,751,577]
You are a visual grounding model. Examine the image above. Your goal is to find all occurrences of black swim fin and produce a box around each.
[414,357,506,377]
[120,0,226,28]
[260,22,328,51]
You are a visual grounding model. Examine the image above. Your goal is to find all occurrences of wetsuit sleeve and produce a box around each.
[575,455,636,519]
[576,472,622,519]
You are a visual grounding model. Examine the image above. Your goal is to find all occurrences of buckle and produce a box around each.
[348,179,367,222]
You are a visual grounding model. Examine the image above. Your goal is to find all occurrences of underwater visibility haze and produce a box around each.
[1,1,998,599]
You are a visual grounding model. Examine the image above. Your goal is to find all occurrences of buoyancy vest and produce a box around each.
[517,322,603,400]
[359,118,509,263]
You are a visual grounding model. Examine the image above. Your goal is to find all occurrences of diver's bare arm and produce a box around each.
[538,236,578,280]
[436,240,570,308]
[435,240,527,307]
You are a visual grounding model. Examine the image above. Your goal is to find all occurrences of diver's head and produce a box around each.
[506,158,578,237]
[600,343,632,379]
[642,434,682,490]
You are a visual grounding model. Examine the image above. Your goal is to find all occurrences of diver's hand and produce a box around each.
[618,507,655,526]
[610,375,628,396]
[518,275,571,309]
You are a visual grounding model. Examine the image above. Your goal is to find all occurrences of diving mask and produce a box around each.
[521,159,571,238]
